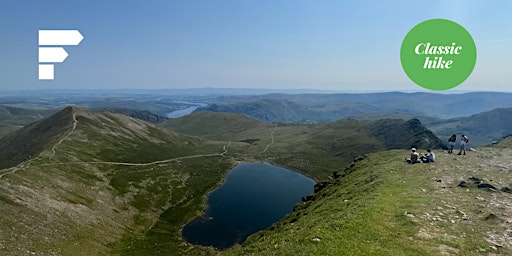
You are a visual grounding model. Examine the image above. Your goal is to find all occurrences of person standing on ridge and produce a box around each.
[457,134,469,155]
[448,134,457,154]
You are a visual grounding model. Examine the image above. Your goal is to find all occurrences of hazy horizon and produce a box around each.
[1,87,511,96]
[1,1,511,92]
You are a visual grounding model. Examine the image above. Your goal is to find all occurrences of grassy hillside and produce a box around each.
[492,134,512,148]
[163,112,444,180]
[196,99,385,123]
[227,145,512,255]
[2,106,510,255]
[93,107,169,124]
[0,106,235,255]
[162,111,274,141]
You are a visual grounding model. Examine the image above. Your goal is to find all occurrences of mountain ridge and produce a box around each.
[349,107,512,146]
[0,106,235,255]
[2,104,504,255]
[0,106,76,169]
[163,112,445,180]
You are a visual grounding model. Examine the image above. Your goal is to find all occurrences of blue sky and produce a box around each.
[0,0,511,91]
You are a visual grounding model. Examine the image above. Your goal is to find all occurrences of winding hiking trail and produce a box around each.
[50,112,78,160]
[81,141,232,167]
[260,124,277,154]
[0,113,78,179]
[0,111,233,179]
[0,167,17,179]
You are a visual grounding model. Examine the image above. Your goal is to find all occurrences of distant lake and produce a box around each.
[166,102,207,118]
[182,162,315,249]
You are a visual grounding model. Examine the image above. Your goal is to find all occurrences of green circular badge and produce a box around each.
[400,19,476,90]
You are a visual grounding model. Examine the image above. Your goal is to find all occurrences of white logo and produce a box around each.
[38,30,84,80]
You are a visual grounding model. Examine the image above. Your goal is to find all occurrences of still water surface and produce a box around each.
[182,162,315,249]
[166,102,207,118]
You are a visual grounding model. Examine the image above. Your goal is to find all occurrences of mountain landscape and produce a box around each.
[0,106,234,255]
[197,92,512,121]
[1,90,512,255]
[163,112,444,180]
[3,91,512,146]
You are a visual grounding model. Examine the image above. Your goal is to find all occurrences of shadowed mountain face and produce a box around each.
[368,118,443,150]
[0,106,75,169]
[349,107,512,147]
[0,106,234,255]
[0,105,57,138]
[430,107,512,146]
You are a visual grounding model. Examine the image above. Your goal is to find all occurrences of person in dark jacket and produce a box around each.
[448,134,457,154]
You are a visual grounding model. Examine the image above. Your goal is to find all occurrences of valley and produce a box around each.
[1,90,511,255]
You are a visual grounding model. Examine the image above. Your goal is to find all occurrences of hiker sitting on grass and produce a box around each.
[420,149,435,163]
[405,148,421,164]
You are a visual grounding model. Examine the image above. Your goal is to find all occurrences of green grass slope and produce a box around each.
[195,99,360,123]
[162,111,274,141]
[227,145,512,255]
[93,107,169,124]
[163,112,444,180]
[491,134,512,148]
[0,106,235,255]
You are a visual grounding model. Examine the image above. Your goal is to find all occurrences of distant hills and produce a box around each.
[193,92,512,147]
[195,99,381,123]
[4,90,512,148]
[196,91,512,122]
